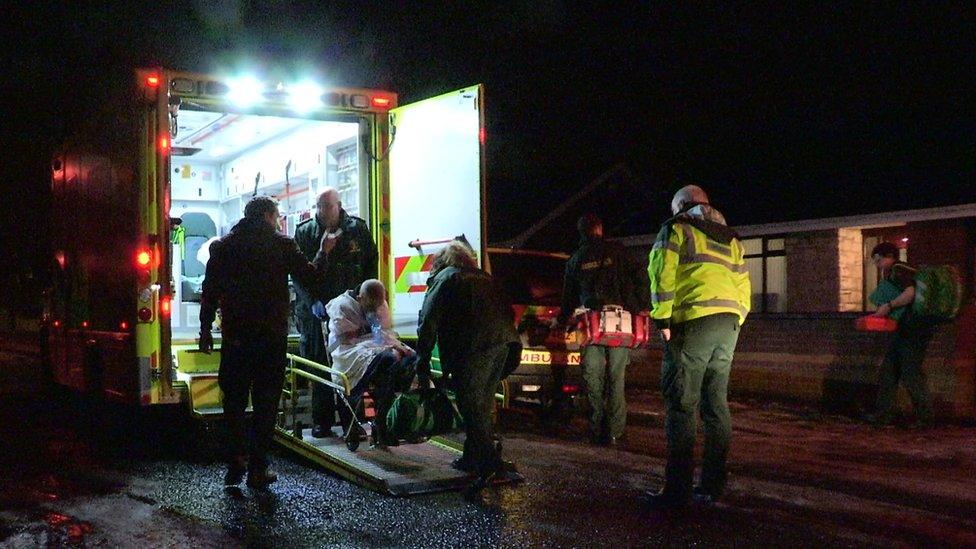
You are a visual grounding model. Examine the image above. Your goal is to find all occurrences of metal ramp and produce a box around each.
[277,354,523,496]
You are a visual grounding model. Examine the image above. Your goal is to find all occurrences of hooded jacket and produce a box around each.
[647,204,751,328]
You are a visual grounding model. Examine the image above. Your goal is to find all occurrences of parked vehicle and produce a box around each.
[486,247,583,418]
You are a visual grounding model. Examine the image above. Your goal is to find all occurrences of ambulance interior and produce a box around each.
[167,108,366,339]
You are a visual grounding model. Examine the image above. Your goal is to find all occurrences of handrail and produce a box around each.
[286,353,351,396]
[408,237,456,250]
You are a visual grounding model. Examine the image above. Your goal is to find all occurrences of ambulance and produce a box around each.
[47,68,487,412]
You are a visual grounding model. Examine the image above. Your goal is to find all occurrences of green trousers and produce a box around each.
[874,318,936,423]
[581,345,630,439]
[661,313,740,499]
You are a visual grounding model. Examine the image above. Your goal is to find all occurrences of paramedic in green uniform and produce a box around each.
[646,185,751,509]
[294,187,378,438]
[865,241,935,428]
[416,240,522,497]
[558,213,644,446]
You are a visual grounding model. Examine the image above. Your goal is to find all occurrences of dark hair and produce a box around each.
[577,213,602,237]
[871,242,899,258]
[244,196,279,219]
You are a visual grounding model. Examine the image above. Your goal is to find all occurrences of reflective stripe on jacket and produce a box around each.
[647,220,751,328]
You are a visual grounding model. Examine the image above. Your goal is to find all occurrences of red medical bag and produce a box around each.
[575,306,652,348]
[855,315,898,332]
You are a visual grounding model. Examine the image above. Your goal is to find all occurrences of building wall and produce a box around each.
[785,230,840,312]
[631,310,976,419]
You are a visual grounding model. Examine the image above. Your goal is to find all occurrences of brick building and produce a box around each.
[621,203,976,419]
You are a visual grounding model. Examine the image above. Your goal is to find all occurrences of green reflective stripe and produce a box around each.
[652,239,680,253]
[706,240,732,256]
[678,253,747,273]
[674,299,749,315]
[651,292,674,303]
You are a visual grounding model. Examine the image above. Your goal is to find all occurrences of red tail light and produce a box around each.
[119,321,129,331]
[160,296,171,317]
[371,96,391,108]
[561,384,579,394]
[146,75,160,87]
[53,320,61,328]
[159,135,170,152]
[80,321,89,329]
[135,249,152,268]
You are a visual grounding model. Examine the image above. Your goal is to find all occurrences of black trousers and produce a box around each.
[298,314,336,427]
[337,351,417,434]
[218,333,287,471]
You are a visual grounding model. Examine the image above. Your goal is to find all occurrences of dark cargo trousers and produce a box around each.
[298,314,336,428]
[453,343,513,477]
[874,319,936,423]
[581,345,630,439]
[218,333,288,472]
[661,313,740,499]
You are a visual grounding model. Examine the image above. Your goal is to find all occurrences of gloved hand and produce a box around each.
[311,300,327,320]
[198,330,214,354]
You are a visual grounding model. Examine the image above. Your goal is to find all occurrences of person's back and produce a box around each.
[423,265,518,368]
[205,216,302,338]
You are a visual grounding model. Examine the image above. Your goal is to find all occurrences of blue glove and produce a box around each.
[311,301,327,320]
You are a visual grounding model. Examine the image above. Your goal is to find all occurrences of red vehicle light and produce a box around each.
[146,75,160,87]
[159,135,170,152]
[479,127,486,144]
[80,321,89,329]
[160,296,171,317]
[135,249,152,268]
[138,308,153,322]
[53,320,61,328]
[371,96,391,108]
[561,384,579,394]
[119,321,129,331]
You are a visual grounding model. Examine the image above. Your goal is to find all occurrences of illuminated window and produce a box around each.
[743,237,787,313]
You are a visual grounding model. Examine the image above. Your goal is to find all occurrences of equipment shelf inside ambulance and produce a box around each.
[168,109,366,340]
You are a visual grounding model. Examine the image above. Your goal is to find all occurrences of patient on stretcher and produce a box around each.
[323,279,417,446]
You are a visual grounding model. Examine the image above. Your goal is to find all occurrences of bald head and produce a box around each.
[316,187,341,229]
[671,185,710,215]
[358,279,387,312]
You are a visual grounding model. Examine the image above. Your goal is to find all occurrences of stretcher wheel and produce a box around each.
[346,435,360,452]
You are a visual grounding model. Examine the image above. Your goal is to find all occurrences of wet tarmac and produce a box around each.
[2,338,975,547]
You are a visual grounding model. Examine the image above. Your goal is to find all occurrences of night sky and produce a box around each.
[1,2,974,277]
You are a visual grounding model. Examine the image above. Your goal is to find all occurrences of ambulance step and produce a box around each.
[274,428,523,496]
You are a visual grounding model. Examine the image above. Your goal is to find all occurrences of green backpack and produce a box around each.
[386,388,464,444]
[913,265,963,321]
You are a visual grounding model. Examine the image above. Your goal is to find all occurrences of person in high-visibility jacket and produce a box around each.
[644,185,751,509]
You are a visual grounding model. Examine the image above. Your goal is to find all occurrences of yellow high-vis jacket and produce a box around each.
[647,208,751,328]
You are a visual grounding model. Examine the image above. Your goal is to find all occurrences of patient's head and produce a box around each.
[358,279,391,328]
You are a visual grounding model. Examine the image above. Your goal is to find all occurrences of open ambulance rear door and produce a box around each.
[388,85,486,337]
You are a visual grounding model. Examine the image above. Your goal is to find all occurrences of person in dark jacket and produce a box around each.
[415,240,522,495]
[865,241,935,428]
[558,213,645,446]
[293,188,378,438]
[199,196,328,489]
